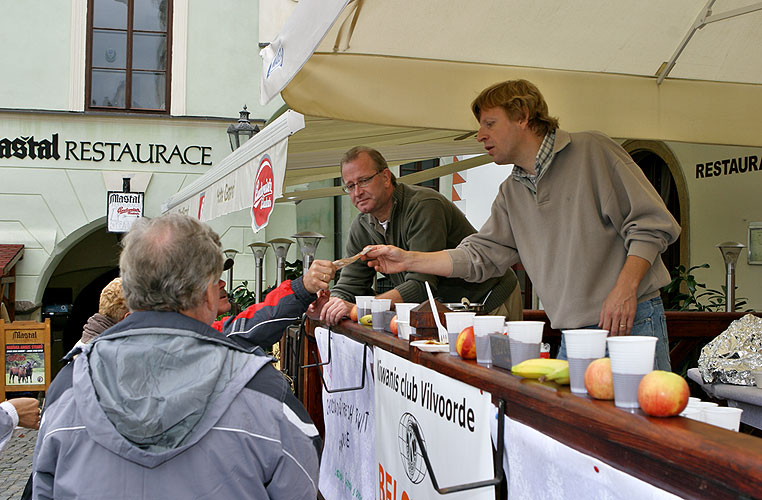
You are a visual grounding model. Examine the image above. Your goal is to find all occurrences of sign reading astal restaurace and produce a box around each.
[0,133,213,166]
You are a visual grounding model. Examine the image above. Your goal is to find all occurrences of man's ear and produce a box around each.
[204,280,218,310]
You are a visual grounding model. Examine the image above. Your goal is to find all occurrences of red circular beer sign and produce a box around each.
[252,155,274,228]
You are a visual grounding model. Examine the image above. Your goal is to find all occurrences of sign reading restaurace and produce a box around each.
[0,133,212,166]
[107,191,144,233]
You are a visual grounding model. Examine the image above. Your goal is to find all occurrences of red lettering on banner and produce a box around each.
[379,463,410,500]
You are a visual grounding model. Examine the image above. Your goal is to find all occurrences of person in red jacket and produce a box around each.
[212,259,336,350]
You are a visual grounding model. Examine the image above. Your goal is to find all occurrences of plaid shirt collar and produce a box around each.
[513,129,556,194]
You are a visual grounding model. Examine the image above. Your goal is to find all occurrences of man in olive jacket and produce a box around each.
[321,146,521,325]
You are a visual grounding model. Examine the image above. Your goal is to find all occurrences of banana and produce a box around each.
[541,364,570,385]
[359,314,373,326]
[511,358,568,379]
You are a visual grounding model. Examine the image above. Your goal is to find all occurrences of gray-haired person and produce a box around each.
[32,214,320,499]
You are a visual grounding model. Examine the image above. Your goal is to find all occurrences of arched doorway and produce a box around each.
[43,226,121,372]
[622,140,689,275]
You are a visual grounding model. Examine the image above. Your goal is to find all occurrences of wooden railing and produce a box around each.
[296,312,762,500]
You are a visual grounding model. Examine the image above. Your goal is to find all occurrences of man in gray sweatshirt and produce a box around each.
[32,214,320,499]
[364,79,680,370]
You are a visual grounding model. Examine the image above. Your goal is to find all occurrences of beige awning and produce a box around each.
[266,0,762,148]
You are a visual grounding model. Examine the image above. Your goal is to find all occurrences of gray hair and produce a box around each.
[119,214,223,312]
[341,146,397,185]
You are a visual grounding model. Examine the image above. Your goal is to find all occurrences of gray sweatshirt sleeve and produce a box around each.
[602,151,680,264]
[449,179,521,282]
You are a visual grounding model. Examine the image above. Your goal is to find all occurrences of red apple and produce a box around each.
[456,327,476,360]
[638,370,690,417]
[585,358,614,400]
[390,315,398,335]
[350,305,358,322]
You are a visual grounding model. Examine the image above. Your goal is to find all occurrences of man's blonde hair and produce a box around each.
[98,277,128,322]
[471,79,559,136]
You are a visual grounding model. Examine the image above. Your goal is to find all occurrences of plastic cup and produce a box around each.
[562,329,609,394]
[679,407,703,422]
[370,299,391,331]
[394,303,419,323]
[396,320,411,340]
[606,336,657,408]
[702,407,743,431]
[505,321,544,368]
[355,295,374,323]
[504,321,544,341]
[445,312,477,357]
[473,316,505,366]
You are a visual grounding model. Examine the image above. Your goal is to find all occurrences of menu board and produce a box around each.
[1,319,51,399]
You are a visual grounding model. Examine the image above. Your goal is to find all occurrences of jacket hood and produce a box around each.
[72,310,271,468]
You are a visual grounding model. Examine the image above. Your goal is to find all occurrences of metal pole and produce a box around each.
[725,260,735,313]
[254,258,264,302]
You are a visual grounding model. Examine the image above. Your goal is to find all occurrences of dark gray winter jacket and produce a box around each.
[32,310,320,499]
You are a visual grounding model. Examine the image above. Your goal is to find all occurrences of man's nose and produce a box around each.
[476,128,487,142]
[219,279,226,289]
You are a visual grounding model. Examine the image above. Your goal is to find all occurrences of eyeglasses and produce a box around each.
[341,170,382,193]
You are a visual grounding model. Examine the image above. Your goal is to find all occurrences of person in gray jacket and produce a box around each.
[32,214,320,499]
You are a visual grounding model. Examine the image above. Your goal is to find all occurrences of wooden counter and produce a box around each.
[299,317,762,500]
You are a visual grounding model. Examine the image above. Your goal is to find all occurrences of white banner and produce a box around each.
[162,110,304,230]
[374,348,494,500]
[260,0,349,105]
[489,414,680,499]
[316,328,376,500]
[166,139,287,233]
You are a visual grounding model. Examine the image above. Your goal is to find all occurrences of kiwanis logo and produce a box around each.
[252,155,274,230]
[397,412,427,484]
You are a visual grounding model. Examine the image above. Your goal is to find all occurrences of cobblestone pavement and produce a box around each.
[0,429,36,500]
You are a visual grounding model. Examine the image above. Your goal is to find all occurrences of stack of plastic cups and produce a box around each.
[606,336,657,409]
[473,316,505,366]
[679,397,704,421]
[505,321,544,368]
[679,407,703,421]
[355,296,374,323]
[682,400,717,422]
[370,298,391,331]
[394,303,418,341]
[444,312,477,356]
[702,407,744,431]
[562,329,608,394]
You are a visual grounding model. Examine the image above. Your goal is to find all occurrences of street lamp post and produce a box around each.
[268,238,293,286]
[292,231,325,275]
[248,242,269,303]
[716,241,746,312]
[227,105,260,151]
[223,249,239,294]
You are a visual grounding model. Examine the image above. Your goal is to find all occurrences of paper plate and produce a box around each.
[410,340,449,353]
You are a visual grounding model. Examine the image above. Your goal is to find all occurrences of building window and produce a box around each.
[399,158,440,191]
[87,0,172,112]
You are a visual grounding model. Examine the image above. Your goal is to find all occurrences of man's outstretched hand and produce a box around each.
[362,245,409,274]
